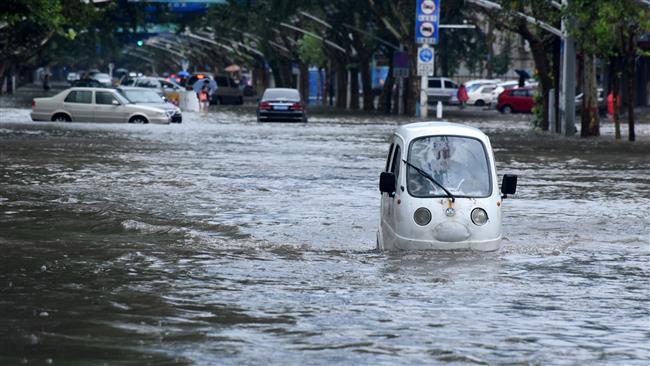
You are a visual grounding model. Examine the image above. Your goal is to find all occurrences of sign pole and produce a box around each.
[415,0,440,118]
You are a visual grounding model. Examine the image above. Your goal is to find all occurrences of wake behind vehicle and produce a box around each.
[378,122,517,251]
[30,87,173,124]
[256,88,307,122]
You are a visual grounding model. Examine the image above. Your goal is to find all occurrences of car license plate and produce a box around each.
[274,105,288,110]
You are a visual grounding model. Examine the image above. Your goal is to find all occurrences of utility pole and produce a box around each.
[560,0,576,135]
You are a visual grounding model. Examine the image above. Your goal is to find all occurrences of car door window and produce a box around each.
[64,90,92,104]
[428,79,441,88]
[95,91,119,105]
[391,145,401,186]
[511,90,526,97]
[444,80,457,89]
[385,143,394,172]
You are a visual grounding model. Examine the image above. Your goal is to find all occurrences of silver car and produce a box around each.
[30,87,173,124]
[117,86,182,123]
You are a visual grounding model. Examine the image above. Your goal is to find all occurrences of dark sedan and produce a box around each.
[256,88,307,122]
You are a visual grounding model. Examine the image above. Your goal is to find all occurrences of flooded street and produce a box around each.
[1,108,649,365]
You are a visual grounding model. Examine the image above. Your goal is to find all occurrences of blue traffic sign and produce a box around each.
[415,0,440,45]
[419,47,434,63]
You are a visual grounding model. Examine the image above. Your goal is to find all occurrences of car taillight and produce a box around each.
[32,100,35,108]
[259,102,271,110]
[290,103,302,111]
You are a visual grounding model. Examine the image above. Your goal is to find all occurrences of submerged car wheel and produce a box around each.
[51,113,71,122]
[475,100,485,107]
[502,105,513,114]
[129,116,148,124]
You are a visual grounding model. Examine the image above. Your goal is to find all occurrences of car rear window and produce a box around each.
[136,78,159,88]
[65,90,92,104]
[214,76,229,87]
[262,89,300,101]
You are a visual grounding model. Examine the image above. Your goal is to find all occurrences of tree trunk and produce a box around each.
[335,61,347,109]
[350,67,359,110]
[486,20,494,79]
[317,67,324,104]
[612,57,621,140]
[0,62,6,95]
[360,58,374,111]
[379,50,395,114]
[529,40,552,131]
[580,53,599,137]
[553,37,561,133]
[626,32,636,142]
[299,62,309,103]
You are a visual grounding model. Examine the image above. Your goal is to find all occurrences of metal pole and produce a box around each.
[561,0,576,135]
[420,74,428,118]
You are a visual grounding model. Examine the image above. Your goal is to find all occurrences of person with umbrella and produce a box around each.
[193,79,217,113]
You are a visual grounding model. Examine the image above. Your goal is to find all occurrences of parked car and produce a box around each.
[496,87,536,113]
[466,84,497,106]
[90,73,112,87]
[117,86,182,123]
[212,75,244,104]
[377,122,517,251]
[256,88,307,122]
[30,87,173,124]
[489,80,520,107]
[121,76,183,105]
[71,79,104,88]
[425,77,459,104]
[183,72,244,105]
[66,72,80,84]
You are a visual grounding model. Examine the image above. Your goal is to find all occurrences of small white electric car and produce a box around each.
[378,122,517,251]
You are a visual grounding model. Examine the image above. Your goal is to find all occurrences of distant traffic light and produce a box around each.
[136,40,144,47]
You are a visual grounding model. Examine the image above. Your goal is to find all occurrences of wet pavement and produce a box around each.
[0,106,649,365]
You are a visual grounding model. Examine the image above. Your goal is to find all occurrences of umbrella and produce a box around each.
[192,78,217,94]
[178,70,190,77]
[224,64,240,73]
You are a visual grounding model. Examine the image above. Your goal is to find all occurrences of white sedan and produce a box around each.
[30,87,173,124]
[466,84,497,106]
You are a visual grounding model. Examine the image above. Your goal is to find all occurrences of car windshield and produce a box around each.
[466,84,481,93]
[263,89,300,101]
[407,136,491,198]
[119,89,164,104]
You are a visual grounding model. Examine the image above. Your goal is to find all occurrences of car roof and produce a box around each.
[116,86,157,91]
[264,88,299,92]
[68,87,114,91]
[394,122,490,145]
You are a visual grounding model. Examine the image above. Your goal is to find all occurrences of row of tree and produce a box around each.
[189,0,648,140]
[2,1,648,140]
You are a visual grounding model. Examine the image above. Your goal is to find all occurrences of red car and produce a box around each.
[496,87,535,113]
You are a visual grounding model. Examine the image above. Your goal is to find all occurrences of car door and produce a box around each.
[63,90,94,121]
[381,140,403,243]
[509,89,528,111]
[94,91,125,122]
[524,89,535,111]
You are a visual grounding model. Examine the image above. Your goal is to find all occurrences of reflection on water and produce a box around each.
[1,109,649,365]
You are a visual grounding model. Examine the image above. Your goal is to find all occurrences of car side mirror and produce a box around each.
[112,99,120,106]
[501,174,518,199]
[379,172,396,197]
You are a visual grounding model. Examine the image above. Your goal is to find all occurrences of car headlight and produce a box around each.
[165,109,175,117]
[471,208,488,226]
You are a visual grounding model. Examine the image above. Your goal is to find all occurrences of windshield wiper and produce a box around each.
[402,159,455,202]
